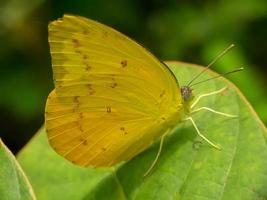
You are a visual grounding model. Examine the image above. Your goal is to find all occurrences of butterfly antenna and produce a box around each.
[187,44,235,86]
[190,67,244,87]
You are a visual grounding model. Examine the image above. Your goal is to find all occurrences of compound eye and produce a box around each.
[181,86,192,101]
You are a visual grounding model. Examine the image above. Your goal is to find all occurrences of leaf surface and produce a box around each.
[0,139,36,200]
[18,62,267,200]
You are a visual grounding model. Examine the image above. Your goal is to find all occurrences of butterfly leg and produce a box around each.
[191,87,227,109]
[184,117,221,150]
[191,107,237,118]
[143,129,170,177]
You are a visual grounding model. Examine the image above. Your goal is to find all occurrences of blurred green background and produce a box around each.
[0,0,266,154]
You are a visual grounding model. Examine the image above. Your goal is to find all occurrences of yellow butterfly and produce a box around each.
[45,15,237,174]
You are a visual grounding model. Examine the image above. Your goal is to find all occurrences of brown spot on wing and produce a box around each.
[75,49,81,54]
[160,90,166,98]
[78,125,84,132]
[121,60,127,68]
[101,147,107,151]
[111,82,118,88]
[86,84,92,89]
[110,77,118,88]
[79,136,88,145]
[72,39,80,47]
[73,96,80,103]
[85,63,91,71]
[79,113,84,119]
[120,127,128,135]
[83,30,89,35]
[103,31,108,37]
[106,106,111,113]
[89,90,96,95]
[72,97,80,112]
[86,84,96,95]
[71,160,76,164]
[82,140,88,145]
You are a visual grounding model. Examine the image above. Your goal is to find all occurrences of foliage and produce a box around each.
[0,139,36,200]
[0,0,267,152]
[17,63,267,200]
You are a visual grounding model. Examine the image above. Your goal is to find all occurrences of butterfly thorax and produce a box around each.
[160,86,194,129]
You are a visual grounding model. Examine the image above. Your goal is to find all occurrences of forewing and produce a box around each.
[45,15,181,166]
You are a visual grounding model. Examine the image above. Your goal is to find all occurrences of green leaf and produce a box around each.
[0,139,36,200]
[18,62,267,200]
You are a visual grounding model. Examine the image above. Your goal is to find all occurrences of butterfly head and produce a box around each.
[180,86,194,114]
[181,86,194,103]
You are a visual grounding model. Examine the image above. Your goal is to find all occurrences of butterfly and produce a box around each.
[45,15,237,175]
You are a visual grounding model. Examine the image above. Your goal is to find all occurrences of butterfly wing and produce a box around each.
[45,15,182,167]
